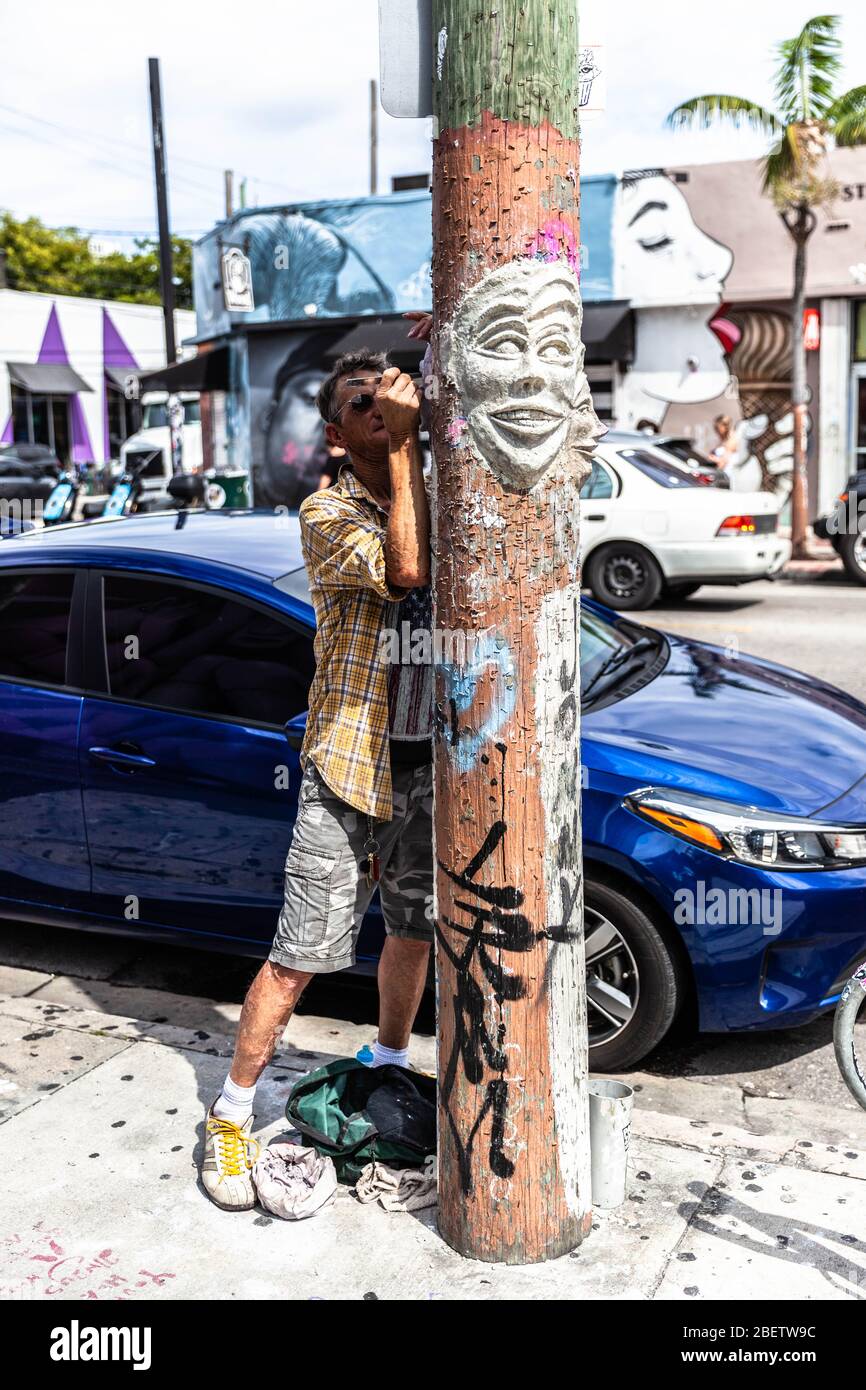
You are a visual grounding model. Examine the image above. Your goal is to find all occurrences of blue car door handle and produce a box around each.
[88,745,157,771]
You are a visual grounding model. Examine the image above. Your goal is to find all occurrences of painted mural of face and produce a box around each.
[618,174,732,305]
[444,260,592,489]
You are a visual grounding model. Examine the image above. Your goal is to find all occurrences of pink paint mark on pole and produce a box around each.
[447,416,468,447]
[524,218,580,274]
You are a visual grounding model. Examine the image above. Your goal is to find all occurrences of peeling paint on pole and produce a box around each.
[536,580,592,1219]
[431,0,601,1262]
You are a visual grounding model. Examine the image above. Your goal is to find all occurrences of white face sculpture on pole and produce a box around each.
[443,259,597,490]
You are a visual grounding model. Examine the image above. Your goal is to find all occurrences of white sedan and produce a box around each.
[580,432,791,610]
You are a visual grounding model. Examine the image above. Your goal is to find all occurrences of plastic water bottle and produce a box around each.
[356,1044,374,1067]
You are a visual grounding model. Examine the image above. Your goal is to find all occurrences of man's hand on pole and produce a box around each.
[403,310,433,342]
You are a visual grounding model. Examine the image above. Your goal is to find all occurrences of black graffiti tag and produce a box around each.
[435,815,533,1194]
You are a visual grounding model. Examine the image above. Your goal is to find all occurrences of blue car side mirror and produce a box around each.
[284,711,308,750]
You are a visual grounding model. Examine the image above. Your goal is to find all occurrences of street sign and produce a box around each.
[378,0,432,118]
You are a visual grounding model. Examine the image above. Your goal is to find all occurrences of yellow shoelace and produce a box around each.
[207,1116,261,1177]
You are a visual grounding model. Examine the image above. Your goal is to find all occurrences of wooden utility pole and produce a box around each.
[430,1,601,1263]
[147,57,176,364]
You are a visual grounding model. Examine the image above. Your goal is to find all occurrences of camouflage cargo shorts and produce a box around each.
[269,760,434,974]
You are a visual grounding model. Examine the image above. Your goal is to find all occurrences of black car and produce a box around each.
[0,443,62,509]
[813,471,866,584]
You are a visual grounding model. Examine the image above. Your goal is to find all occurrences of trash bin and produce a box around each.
[587,1076,634,1209]
[204,471,250,509]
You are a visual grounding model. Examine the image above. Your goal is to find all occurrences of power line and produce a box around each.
[43,227,212,237]
[0,101,289,195]
[0,116,218,199]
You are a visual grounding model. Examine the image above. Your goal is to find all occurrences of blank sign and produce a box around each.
[378,0,433,118]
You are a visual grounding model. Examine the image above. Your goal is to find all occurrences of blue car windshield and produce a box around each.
[581,609,641,696]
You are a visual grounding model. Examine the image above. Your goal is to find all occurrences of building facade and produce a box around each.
[0,289,195,466]
[614,149,866,516]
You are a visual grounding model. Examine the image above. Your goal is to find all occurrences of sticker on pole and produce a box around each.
[578,0,606,123]
[378,0,432,118]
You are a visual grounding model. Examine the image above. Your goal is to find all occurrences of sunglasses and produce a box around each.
[329,392,377,424]
[329,373,423,425]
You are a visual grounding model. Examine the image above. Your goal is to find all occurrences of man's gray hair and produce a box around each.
[316,350,389,424]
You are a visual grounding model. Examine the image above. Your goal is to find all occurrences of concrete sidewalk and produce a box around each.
[0,967,864,1302]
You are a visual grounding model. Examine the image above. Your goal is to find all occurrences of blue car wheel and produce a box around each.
[585,878,684,1070]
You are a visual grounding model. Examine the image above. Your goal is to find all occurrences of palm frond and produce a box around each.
[666,94,783,135]
[762,130,799,191]
[774,14,842,120]
[827,84,866,143]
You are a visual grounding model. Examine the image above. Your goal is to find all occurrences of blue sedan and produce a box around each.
[1,510,865,1069]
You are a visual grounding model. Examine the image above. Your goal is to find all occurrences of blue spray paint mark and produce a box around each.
[440,635,516,772]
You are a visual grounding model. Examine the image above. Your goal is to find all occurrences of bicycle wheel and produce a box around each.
[833,965,866,1110]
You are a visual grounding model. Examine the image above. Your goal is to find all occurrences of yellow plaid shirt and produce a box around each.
[299,467,407,820]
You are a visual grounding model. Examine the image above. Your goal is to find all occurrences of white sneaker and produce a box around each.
[201,1101,260,1211]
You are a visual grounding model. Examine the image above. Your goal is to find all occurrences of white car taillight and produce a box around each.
[716,514,757,536]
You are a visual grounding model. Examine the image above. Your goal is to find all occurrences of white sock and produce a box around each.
[371,1040,409,1069]
[213,1074,257,1124]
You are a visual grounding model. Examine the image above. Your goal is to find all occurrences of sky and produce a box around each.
[3,0,866,248]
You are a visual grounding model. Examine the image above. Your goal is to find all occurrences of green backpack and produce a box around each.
[286,1058,437,1185]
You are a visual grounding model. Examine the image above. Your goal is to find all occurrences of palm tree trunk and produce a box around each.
[783,205,816,558]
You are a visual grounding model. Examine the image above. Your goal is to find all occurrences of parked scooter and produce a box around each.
[165,472,207,509]
[101,450,161,518]
[42,462,88,525]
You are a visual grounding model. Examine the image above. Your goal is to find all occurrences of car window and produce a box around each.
[618,448,702,488]
[102,574,315,726]
[0,570,75,686]
[580,460,614,500]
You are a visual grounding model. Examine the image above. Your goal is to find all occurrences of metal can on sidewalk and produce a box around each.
[587,1076,634,1208]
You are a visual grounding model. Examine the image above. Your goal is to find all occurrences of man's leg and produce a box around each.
[374,762,435,1065]
[224,960,313,1090]
[202,764,375,1210]
[202,963,314,1212]
[377,937,430,1051]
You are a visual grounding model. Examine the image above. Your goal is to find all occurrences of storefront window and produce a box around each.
[11,386,29,442]
[106,384,141,459]
[8,385,71,463]
[854,302,866,362]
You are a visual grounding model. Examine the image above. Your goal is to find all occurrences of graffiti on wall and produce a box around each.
[193,198,434,340]
[616,170,734,427]
[617,169,803,500]
[711,306,806,503]
[247,327,342,509]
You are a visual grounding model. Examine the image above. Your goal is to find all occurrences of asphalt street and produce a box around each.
[1,573,864,1116]
[642,572,866,701]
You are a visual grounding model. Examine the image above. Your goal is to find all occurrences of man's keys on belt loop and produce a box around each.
[361,824,382,890]
[359,852,381,890]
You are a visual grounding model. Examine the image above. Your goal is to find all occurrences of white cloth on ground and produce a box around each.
[252,1142,337,1220]
[354,1155,437,1212]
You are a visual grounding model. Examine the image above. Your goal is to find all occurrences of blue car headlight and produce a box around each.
[623,787,866,871]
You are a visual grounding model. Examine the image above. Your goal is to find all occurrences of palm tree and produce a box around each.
[667,14,866,557]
